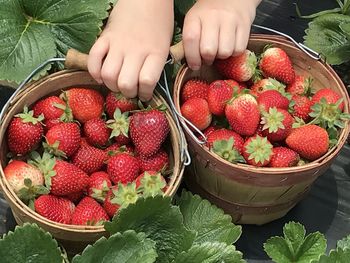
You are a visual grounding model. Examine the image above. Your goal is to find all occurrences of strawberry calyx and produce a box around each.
[17,178,49,209]
[107,145,133,158]
[245,136,273,165]
[212,137,245,164]
[15,106,44,125]
[137,171,167,197]
[106,108,130,139]
[110,182,140,209]
[264,78,286,94]
[261,107,286,133]
[57,92,75,122]
[43,140,67,159]
[91,180,111,202]
[302,77,314,97]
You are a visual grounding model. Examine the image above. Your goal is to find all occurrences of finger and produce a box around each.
[118,55,146,98]
[217,20,236,59]
[138,54,166,101]
[100,51,123,92]
[200,17,219,65]
[88,38,109,84]
[182,15,202,70]
[233,23,250,56]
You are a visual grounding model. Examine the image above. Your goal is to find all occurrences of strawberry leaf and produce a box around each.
[176,190,242,245]
[337,235,350,251]
[72,231,157,263]
[174,0,197,16]
[318,235,350,263]
[0,223,63,263]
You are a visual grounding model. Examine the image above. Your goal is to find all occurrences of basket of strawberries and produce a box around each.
[172,34,350,225]
[0,69,186,252]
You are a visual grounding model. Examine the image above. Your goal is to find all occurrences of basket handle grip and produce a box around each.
[65,49,89,71]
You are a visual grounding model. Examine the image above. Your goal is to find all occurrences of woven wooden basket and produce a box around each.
[172,34,350,225]
[0,70,185,252]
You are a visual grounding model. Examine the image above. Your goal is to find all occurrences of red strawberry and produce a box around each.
[103,186,120,218]
[198,125,218,141]
[7,107,44,155]
[181,98,212,131]
[215,50,257,82]
[105,143,134,158]
[106,108,130,146]
[88,171,112,202]
[44,118,62,132]
[250,78,286,97]
[84,118,111,147]
[286,75,313,96]
[206,128,244,153]
[311,88,344,111]
[286,125,329,160]
[257,90,290,112]
[45,122,81,158]
[135,171,167,196]
[32,96,65,120]
[268,147,300,167]
[181,79,209,102]
[107,153,140,184]
[130,108,170,157]
[71,196,109,225]
[64,191,84,204]
[261,108,294,142]
[80,137,90,147]
[225,94,260,136]
[243,136,273,167]
[35,195,75,224]
[105,91,138,118]
[138,149,169,173]
[291,95,312,121]
[63,88,104,123]
[72,145,107,174]
[207,80,241,116]
[259,47,295,84]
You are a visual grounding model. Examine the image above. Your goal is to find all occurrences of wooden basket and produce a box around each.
[172,34,350,225]
[0,70,185,253]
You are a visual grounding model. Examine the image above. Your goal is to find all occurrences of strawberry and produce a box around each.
[257,90,290,112]
[268,147,300,167]
[80,137,90,147]
[103,185,120,217]
[106,108,130,146]
[88,171,112,202]
[286,75,313,96]
[71,196,109,225]
[285,124,329,161]
[130,108,170,157]
[64,191,84,204]
[259,47,295,84]
[181,98,212,131]
[105,91,138,118]
[44,118,62,132]
[311,88,344,111]
[7,107,44,156]
[214,50,257,82]
[135,171,167,196]
[291,95,312,121]
[225,94,260,136]
[206,128,244,153]
[198,125,218,141]
[62,88,104,123]
[32,96,65,120]
[243,136,273,167]
[250,78,286,97]
[34,195,75,224]
[107,153,140,184]
[105,143,134,157]
[207,80,241,116]
[44,122,81,158]
[72,145,107,174]
[84,118,111,147]
[181,78,209,102]
[138,149,169,173]
[261,107,294,142]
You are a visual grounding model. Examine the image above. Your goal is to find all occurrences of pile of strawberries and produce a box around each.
[3,88,171,225]
[180,47,349,167]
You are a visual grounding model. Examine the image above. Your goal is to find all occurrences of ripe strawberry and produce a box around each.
[215,50,258,82]
[72,145,107,174]
[71,196,109,225]
[285,125,329,161]
[107,153,140,184]
[135,171,167,196]
[103,186,120,217]
[208,80,241,116]
[130,108,170,157]
[286,75,313,96]
[206,128,244,153]
[106,108,130,146]
[64,191,84,204]
[44,118,62,132]
[88,171,112,202]
[63,88,104,123]
[243,136,273,167]
[181,78,209,102]
[105,143,134,157]
[259,47,295,84]
[250,78,286,97]
[311,88,344,111]
[291,95,312,121]
[198,125,218,141]
[225,94,260,136]
[181,98,212,131]
[32,96,65,120]
[80,137,90,147]
[45,122,81,158]
[7,107,44,155]
[105,91,138,118]
[268,147,300,167]
[138,149,169,173]
[261,108,294,142]
[257,90,290,112]
[35,195,75,224]
[84,118,111,147]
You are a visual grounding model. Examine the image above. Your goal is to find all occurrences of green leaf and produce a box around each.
[172,242,246,263]
[175,0,196,16]
[304,14,350,65]
[0,0,111,83]
[105,196,196,263]
[318,248,350,263]
[337,235,350,251]
[72,230,157,263]
[177,190,242,245]
[0,223,62,263]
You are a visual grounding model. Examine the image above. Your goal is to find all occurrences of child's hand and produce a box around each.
[182,0,261,70]
[88,0,174,101]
